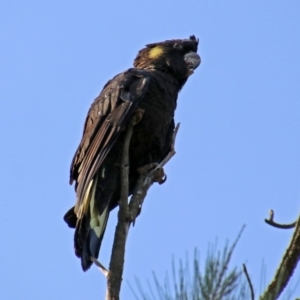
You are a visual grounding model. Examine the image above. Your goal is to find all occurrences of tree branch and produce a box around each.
[243,263,255,300]
[260,214,300,300]
[106,121,180,300]
[265,209,296,229]
[91,257,109,277]
[106,115,135,300]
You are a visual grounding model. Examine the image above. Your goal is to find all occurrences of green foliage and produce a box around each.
[130,227,249,300]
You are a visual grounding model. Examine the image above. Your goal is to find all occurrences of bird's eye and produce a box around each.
[173,43,182,49]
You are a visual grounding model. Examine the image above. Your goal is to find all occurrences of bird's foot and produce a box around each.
[137,163,158,174]
[153,167,167,184]
[137,163,167,185]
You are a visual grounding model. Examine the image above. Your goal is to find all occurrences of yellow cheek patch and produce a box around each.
[148,46,164,59]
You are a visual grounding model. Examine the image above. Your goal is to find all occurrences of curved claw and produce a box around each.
[152,167,166,184]
[137,164,167,184]
[158,173,167,185]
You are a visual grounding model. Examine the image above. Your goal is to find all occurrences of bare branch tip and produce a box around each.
[264,209,296,229]
[243,263,255,300]
[91,257,109,277]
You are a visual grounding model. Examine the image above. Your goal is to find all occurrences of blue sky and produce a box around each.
[1,1,300,299]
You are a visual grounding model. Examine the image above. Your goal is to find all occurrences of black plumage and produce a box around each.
[64,36,201,271]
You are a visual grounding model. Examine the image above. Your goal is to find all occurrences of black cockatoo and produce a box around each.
[64,36,201,271]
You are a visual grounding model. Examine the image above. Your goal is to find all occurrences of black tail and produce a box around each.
[64,204,110,271]
[64,207,77,228]
[74,205,110,271]
[64,173,112,271]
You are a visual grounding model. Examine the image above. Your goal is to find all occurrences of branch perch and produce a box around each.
[265,209,296,229]
[91,257,109,277]
[260,213,300,300]
[105,121,180,300]
[243,263,255,300]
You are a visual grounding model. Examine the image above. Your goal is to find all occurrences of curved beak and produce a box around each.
[184,52,201,75]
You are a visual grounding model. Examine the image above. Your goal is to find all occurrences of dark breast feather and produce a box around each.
[70,69,150,213]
